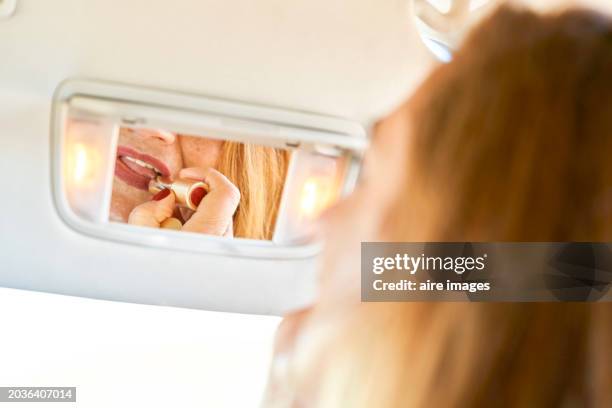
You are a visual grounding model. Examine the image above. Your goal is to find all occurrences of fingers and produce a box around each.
[179,167,241,202]
[180,167,240,235]
[128,190,176,228]
[125,168,240,236]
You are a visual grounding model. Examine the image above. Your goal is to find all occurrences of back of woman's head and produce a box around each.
[384,5,612,407]
[385,6,612,407]
[267,5,612,408]
[394,5,612,242]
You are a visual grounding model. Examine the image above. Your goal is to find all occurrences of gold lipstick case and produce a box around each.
[148,177,208,211]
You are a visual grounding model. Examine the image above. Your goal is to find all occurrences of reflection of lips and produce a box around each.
[114,146,171,191]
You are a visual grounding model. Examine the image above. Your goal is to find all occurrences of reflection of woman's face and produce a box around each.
[179,134,224,169]
[110,128,223,222]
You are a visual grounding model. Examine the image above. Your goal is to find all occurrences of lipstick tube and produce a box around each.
[148,176,208,211]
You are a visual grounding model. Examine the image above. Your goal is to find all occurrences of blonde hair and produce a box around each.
[217,141,290,240]
[270,5,612,408]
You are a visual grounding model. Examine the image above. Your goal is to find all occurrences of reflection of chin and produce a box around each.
[109,176,152,223]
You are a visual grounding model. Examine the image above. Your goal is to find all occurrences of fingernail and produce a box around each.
[153,189,171,201]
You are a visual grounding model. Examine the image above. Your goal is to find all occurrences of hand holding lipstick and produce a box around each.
[180,167,240,237]
[127,167,240,237]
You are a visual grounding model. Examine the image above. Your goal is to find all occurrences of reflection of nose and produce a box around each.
[155,130,176,144]
[136,129,176,144]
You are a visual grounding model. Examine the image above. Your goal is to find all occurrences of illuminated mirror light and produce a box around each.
[67,142,99,187]
[273,150,347,244]
[299,177,336,220]
[62,118,118,222]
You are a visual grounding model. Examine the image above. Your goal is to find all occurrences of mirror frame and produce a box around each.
[51,79,367,260]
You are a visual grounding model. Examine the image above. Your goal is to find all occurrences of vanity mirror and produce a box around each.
[52,80,366,258]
